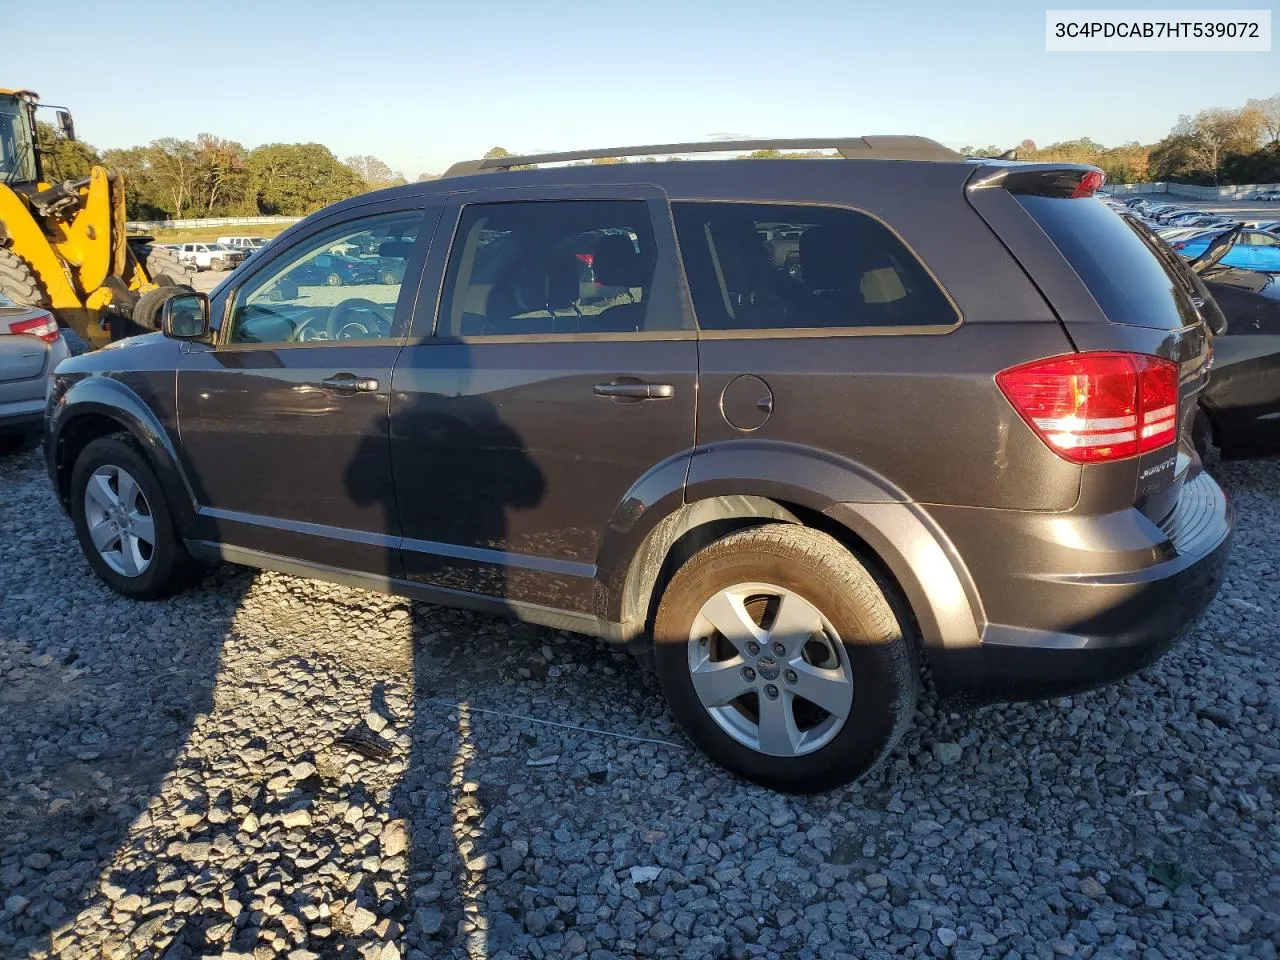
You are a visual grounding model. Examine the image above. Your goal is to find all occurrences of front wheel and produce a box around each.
[70,435,196,599]
[652,525,917,793]
[326,272,344,287]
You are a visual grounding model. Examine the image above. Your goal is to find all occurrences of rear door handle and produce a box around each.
[322,374,380,394]
[593,381,675,400]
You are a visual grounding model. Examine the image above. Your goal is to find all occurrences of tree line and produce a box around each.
[961,92,1280,185]
[32,90,1280,222]
[35,126,412,220]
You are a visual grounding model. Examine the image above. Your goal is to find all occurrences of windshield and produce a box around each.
[0,98,37,184]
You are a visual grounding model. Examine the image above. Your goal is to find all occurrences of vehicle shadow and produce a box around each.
[344,378,551,958]
[0,442,252,958]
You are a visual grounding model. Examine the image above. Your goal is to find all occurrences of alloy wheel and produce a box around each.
[83,464,156,577]
[687,582,853,757]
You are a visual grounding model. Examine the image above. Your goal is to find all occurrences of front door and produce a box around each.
[390,190,697,612]
[176,203,437,576]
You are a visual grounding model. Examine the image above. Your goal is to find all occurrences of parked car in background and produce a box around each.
[217,236,270,251]
[282,251,377,286]
[1171,228,1280,273]
[1252,190,1280,201]
[1,296,67,454]
[1184,232,1280,458]
[176,243,247,272]
[44,139,1232,792]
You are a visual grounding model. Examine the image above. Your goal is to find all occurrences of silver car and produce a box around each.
[0,294,69,454]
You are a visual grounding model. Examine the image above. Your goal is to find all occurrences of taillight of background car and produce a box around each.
[7,311,61,344]
[996,352,1178,463]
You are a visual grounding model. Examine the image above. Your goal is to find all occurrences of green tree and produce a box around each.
[147,138,201,218]
[34,121,98,181]
[193,134,251,216]
[248,143,363,215]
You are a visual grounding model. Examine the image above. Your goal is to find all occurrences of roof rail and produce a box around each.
[441,136,963,177]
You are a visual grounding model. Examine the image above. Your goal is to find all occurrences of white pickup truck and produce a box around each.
[174,242,247,272]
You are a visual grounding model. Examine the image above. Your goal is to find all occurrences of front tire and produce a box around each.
[652,525,917,794]
[70,435,195,599]
[326,272,344,287]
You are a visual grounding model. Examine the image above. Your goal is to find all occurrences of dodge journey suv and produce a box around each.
[45,137,1232,793]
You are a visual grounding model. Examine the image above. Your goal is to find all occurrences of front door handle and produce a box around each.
[593,381,675,400]
[322,374,380,394]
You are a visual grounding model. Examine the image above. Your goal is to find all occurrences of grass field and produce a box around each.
[133,222,298,244]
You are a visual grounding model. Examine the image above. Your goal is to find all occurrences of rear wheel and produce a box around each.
[135,245,196,287]
[652,525,917,794]
[0,247,47,308]
[70,435,196,599]
[326,272,344,287]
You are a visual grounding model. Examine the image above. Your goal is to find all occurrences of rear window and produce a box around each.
[1016,195,1199,330]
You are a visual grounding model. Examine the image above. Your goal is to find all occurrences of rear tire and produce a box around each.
[326,272,343,287]
[135,245,196,288]
[652,524,917,794]
[0,247,48,308]
[70,434,196,600]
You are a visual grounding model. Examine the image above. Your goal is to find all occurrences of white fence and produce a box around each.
[1105,182,1280,200]
[125,215,302,231]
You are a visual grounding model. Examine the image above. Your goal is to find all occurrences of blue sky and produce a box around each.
[7,0,1277,178]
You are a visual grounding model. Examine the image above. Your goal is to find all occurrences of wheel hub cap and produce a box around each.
[754,656,780,681]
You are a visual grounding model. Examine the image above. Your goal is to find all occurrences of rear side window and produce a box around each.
[1015,196,1199,330]
[671,202,957,331]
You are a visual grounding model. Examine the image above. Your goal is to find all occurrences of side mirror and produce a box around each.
[56,110,76,142]
[161,292,210,340]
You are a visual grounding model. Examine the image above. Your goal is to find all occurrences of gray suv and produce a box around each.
[44,137,1232,793]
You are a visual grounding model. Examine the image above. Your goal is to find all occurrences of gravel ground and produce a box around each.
[1,448,1277,960]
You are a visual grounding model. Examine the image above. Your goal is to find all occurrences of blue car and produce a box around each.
[1171,228,1280,273]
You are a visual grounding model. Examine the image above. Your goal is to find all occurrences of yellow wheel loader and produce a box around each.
[0,88,194,349]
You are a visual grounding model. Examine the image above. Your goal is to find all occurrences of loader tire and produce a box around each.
[0,247,48,308]
[136,245,196,288]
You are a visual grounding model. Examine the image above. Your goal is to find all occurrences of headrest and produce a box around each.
[798,226,857,292]
[379,239,412,258]
[545,252,581,310]
[592,234,644,287]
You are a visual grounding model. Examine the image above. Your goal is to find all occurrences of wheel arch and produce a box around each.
[51,379,196,534]
[601,441,982,656]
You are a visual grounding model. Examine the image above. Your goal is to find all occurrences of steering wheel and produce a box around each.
[325,298,394,340]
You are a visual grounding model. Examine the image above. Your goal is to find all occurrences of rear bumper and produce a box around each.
[927,469,1232,705]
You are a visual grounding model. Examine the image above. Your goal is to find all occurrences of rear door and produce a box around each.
[390,186,697,613]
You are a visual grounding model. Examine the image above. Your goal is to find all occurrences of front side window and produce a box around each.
[226,211,423,345]
[671,202,957,331]
[438,200,658,337]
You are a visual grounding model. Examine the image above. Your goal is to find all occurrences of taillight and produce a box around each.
[1172,241,1189,250]
[7,311,60,344]
[996,352,1179,464]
